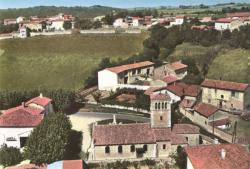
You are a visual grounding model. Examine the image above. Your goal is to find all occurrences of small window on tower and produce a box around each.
[163,144,166,149]
[160,116,163,121]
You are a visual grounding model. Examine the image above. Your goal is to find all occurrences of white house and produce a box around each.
[132,17,144,27]
[0,94,53,148]
[98,61,155,91]
[19,26,28,38]
[113,18,128,28]
[16,16,25,23]
[48,20,65,31]
[170,16,185,26]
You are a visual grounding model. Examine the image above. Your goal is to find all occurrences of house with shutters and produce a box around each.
[0,94,53,148]
[201,79,250,112]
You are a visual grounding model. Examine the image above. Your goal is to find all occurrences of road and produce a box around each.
[68,111,150,152]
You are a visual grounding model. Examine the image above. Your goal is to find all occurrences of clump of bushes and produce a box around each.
[0,144,23,167]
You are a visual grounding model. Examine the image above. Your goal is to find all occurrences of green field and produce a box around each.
[207,49,250,84]
[0,33,147,91]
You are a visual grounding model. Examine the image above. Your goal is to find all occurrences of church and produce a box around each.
[90,92,200,161]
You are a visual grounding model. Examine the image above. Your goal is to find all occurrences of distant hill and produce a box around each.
[0,5,124,20]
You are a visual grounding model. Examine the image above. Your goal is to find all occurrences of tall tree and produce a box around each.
[24,113,72,165]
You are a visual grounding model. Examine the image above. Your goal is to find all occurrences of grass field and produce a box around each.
[168,42,222,70]
[207,48,250,84]
[0,33,148,91]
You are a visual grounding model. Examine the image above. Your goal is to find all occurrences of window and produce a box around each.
[165,102,167,109]
[143,144,148,151]
[221,95,224,99]
[105,146,110,154]
[132,69,136,75]
[118,145,123,154]
[162,102,164,109]
[155,103,158,110]
[163,144,166,150]
[232,91,239,98]
[138,69,141,74]
[205,121,207,125]
[130,145,135,152]
[160,116,163,121]
[158,103,161,110]
[185,137,189,141]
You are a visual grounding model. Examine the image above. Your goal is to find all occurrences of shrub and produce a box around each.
[0,144,23,167]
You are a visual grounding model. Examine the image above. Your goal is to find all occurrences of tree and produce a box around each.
[92,91,102,104]
[170,146,187,169]
[0,144,23,167]
[25,113,72,165]
[63,21,72,30]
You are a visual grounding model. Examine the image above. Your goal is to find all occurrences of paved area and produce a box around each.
[68,111,150,152]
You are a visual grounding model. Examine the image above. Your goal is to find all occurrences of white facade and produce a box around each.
[113,18,124,27]
[215,22,231,31]
[48,20,65,31]
[16,17,24,23]
[19,27,28,38]
[0,128,33,148]
[187,157,195,169]
[98,69,118,91]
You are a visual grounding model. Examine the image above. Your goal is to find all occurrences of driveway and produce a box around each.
[68,111,150,152]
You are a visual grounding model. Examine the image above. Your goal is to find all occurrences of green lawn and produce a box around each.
[0,33,147,91]
[207,48,250,84]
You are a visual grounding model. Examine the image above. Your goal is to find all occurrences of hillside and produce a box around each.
[0,5,123,20]
[207,48,250,84]
[0,33,147,91]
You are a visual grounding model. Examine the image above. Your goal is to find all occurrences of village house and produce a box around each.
[226,12,250,20]
[215,18,250,31]
[200,16,213,23]
[19,25,29,38]
[98,61,155,91]
[132,17,144,27]
[3,19,17,25]
[201,79,250,112]
[0,94,53,148]
[113,18,129,28]
[170,15,186,26]
[22,21,43,31]
[185,144,250,169]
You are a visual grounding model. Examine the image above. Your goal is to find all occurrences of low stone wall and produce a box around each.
[30,31,72,37]
[80,29,116,34]
[101,104,149,114]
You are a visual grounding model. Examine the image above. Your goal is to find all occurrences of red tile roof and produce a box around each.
[172,124,200,134]
[185,144,250,169]
[226,12,250,18]
[201,79,249,92]
[194,103,219,118]
[144,87,164,95]
[0,108,43,127]
[26,95,52,107]
[166,83,201,97]
[166,61,187,71]
[150,93,171,101]
[4,105,44,116]
[63,160,83,169]
[179,99,196,109]
[106,61,154,74]
[5,164,46,169]
[161,75,179,84]
[215,18,232,23]
[93,123,187,146]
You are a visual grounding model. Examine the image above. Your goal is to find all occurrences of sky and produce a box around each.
[0,0,249,9]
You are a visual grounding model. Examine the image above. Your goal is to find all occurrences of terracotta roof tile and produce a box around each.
[106,61,154,74]
[166,61,187,71]
[209,118,231,127]
[93,123,188,146]
[185,144,250,169]
[194,103,219,118]
[150,93,171,101]
[0,108,43,127]
[215,18,232,23]
[166,83,201,97]
[161,75,179,84]
[26,95,52,107]
[179,99,196,109]
[201,79,249,92]
[63,160,83,169]
[3,105,44,116]
[172,124,200,134]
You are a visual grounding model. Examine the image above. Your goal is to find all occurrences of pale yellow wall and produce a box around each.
[157,141,172,158]
[193,111,209,128]
[180,107,195,122]
[24,23,42,31]
[202,87,245,110]
[94,144,156,161]
[179,134,199,146]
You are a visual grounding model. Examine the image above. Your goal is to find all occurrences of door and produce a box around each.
[20,137,28,148]
[219,101,223,108]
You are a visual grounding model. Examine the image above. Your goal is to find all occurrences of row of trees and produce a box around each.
[74,19,102,30]
[0,89,75,112]
[0,23,19,34]
[0,112,82,167]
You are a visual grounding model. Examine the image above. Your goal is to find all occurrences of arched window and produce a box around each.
[118,145,123,154]
[162,102,164,109]
[130,145,135,152]
[158,103,161,110]
[105,146,110,154]
[143,144,148,151]
[155,102,158,110]
[165,102,167,109]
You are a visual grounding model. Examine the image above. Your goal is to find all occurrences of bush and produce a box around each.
[0,144,23,167]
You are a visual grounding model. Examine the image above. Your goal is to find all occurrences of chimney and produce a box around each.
[214,138,219,144]
[221,148,226,159]
[39,93,43,98]
[21,102,25,107]
[113,114,117,124]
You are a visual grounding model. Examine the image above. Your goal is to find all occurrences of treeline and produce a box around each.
[0,24,19,34]
[194,6,250,15]
[0,89,75,112]
[0,5,123,20]
[74,19,102,30]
